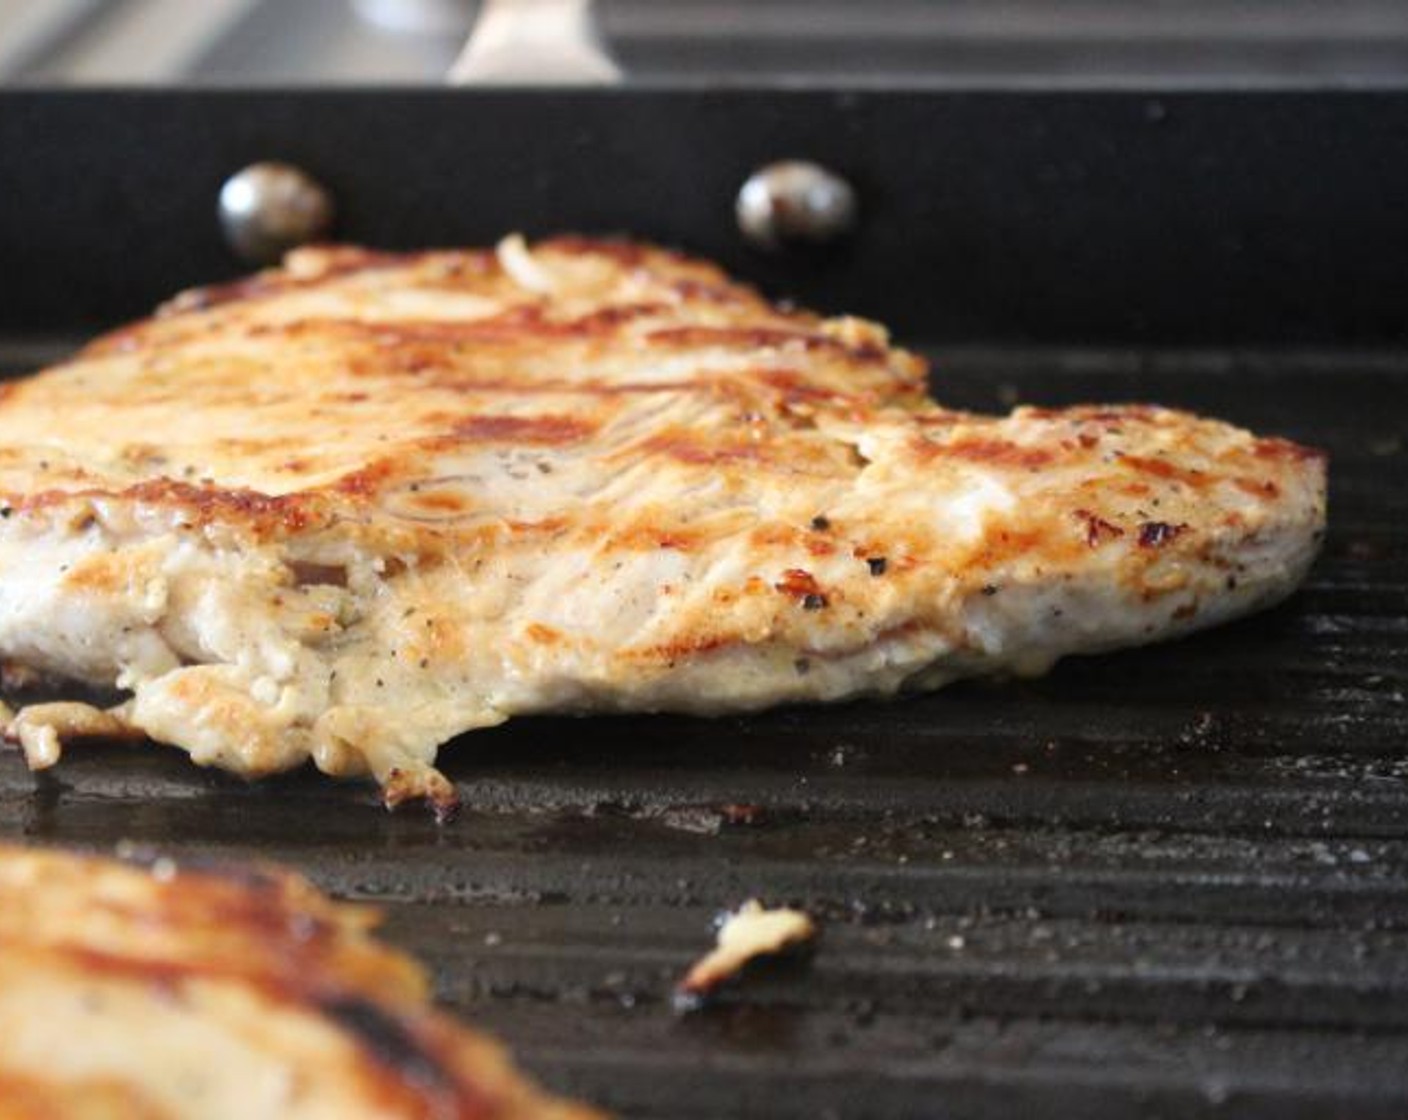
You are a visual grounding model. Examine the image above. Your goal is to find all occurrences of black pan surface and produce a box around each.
[1,343,1403,1119]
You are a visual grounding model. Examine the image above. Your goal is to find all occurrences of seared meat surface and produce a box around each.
[0,238,1325,809]
[0,843,601,1118]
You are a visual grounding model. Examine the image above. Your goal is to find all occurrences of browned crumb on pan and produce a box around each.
[675,899,817,1009]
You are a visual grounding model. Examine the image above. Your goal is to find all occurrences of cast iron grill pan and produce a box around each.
[0,342,1403,1119]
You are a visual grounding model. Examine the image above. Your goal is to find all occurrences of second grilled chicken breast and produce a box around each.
[0,843,601,1118]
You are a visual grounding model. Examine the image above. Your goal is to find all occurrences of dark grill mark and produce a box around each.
[928,437,1056,471]
[319,995,461,1101]
[289,561,349,588]
[449,414,593,445]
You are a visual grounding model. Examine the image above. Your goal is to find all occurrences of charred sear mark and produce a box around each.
[18,479,324,534]
[926,437,1056,471]
[1235,477,1280,500]
[1074,508,1125,547]
[775,568,828,609]
[320,995,459,1098]
[1138,521,1189,548]
[450,414,593,445]
[1119,453,1209,489]
[288,561,349,588]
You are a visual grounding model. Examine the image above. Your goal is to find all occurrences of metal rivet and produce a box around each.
[736,160,857,250]
[218,162,335,266]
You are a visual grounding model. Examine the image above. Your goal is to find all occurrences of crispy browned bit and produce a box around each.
[381,767,461,824]
[3,701,143,770]
[1074,508,1126,547]
[675,900,817,1011]
[775,567,827,608]
[719,803,766,826]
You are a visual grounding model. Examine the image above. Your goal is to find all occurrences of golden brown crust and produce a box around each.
[0,238,927,540]
[0,844,602,1119]
[0,1072,176,1120]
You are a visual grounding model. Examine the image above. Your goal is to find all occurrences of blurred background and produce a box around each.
[5,0,1408,87]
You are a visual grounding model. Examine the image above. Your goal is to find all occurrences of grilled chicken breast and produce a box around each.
[0,843,600,1119]
[0,237,1325,811]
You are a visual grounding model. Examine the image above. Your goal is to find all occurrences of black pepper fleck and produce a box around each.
[866,557,887,576]
[810,515,831,531]
[981,584,1000,596]
[1138,520,1187,549]
[802,593,827,611]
